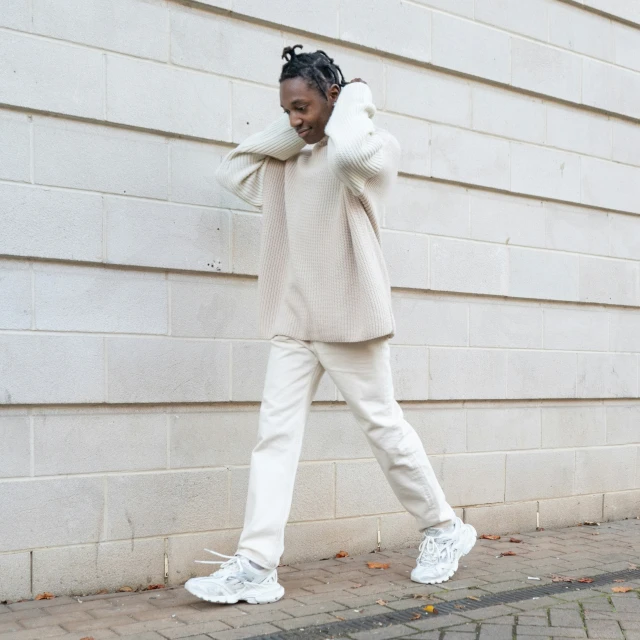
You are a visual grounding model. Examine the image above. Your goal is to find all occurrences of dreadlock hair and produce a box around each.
[280,44,347,99]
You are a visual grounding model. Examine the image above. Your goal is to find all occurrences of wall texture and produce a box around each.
[1,0,639,601]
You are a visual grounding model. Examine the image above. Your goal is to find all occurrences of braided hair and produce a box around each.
[280,44,347,99]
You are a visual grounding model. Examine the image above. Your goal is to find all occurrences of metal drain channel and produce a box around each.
[248,566,640,640]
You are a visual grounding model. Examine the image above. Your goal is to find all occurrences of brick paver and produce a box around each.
[1,519,638,639]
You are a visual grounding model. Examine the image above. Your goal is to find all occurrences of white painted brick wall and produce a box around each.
[1,0,640,600]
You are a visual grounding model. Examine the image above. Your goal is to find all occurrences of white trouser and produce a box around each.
[236,336,456,570]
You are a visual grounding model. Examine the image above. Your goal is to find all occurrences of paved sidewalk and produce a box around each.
[1,519,639,640]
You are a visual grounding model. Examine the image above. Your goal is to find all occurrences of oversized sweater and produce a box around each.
[216,82,401,342]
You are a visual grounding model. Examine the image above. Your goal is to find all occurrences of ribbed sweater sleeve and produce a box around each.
[215,113,306,207]
[324,82,385,196]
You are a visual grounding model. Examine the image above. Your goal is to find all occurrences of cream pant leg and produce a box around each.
[235,336,456,570]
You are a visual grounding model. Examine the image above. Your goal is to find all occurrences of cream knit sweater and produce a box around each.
[216,82,401,342]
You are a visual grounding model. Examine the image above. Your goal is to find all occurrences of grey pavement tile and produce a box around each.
[478,622,514,639]
[351,623,421,639]
[584,618,624,638]
[515,625,586,637]
[207,623,283,639]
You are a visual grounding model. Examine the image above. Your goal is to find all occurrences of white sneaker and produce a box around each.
[411,517,477,585]
[184,549,285,605]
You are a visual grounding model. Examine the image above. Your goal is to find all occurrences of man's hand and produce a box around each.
[349,78,367,84]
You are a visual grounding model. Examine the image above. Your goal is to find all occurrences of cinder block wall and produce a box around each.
[1,0,640,601]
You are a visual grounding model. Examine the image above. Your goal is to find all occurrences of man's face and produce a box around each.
[280,77,340,145]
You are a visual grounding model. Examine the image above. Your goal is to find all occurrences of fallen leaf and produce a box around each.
[80,637,95,640]
[35,592,55,600]
[335,550,349,558]
[96,589,108,594]
[411,613,421,620]
[334,616,346,621]
[578,578,594,584]
[612,586,633,593]
[412,593,433,600]
[146,584,165,590]
[551,575,575,583]
[454,603,466,610]
[350,583,363,589]
[614,579,625,582]
[367,562,390,570]
[424,605,438,614]
[583,521,600,526]
[509,538,522,543]
[118,586,134,592]
[500,551,517,557]
[467,596,481,601]
[629,564,638,570]
[376,599,387,606]
[479,534,501,540]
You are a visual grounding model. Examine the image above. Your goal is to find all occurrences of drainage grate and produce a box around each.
[247,566,640,640]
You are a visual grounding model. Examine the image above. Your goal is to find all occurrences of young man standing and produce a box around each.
[185,46,476,605]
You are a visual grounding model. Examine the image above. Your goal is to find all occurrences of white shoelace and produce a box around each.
[417,534,456,567]
[194,549,244,578]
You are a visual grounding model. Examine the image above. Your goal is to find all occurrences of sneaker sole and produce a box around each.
[184,581,285,605]
[411,523,478,585]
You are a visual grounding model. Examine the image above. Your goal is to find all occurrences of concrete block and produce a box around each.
[469,302,543,349]
[0,30,103,118]
[603,490,640,520]
[0,262,31,330]
[386,177,470,237]
[32,0,169,61]
[232,83,281,144]
[613,22,640,73]
[33,538,165,597]
[0,0,30,30]
[167,529,241,583]
[106,55,231,140]
[609,311,640,353]
[33,413,167,475]
[379,512,422,550]
[549,2,614,62]
[171,276,258,339]
[465,501,538,536]
[170,140,257,213]
[106,470,227,539]
[431,125,510,190]
[467,407,541,452]
[171,410,258,468]
[581,156,640,214]
[431,237,508,296]
[583,58,640,120]
[577,353,638,398]
[544,203,609,256]
[0,477,103,552]
[543,307,609,351]
[232,213,262,276]
[107,337,229,403]
[392,294,467,347]
[233,0,339,38]
[0,415,30,478]
[390,346,429,401]
[0,552,31,602]
[432,12,510,83]
[229,462,335,527]
[0,183,103,262]
[511,143,581,202]
[612,120,640,168]
[105,197,230,273]
[508,247,579,302]
[575,446,637,494]
[436,453,505,506]
[472,85,545,145]
[470,192,545,248]
[231,341,271,402]
[385,64,471,127]
[538,494,604,529]
[411,0,474,17]
[381,230,429,290]
[606,405,640,445]
[374,112,430,177]
[0,334,104,405]
[512,38,582,102]
[170,7,283,85]
[340,0,431,63]
[475,0,549,40]
[404,407,466,455]
[301,409,370,462]
[0,110,30,183]
[585,0,640,27]
[336,460,402,517]
[541,405,606,448]
[506,450,575,501]
[34,118,168,199]
[507,351,577,399]
[609,212,640,263]
[35,264,168,334]
[546,104,612,160]
[579,256,639,306]
[282,517,379,566]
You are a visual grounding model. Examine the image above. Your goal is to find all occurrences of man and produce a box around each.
[185,45,476,605]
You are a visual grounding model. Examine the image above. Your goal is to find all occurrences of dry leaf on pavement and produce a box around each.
[335,550,349,558]
[479,534,501,540]
[612,586,633,593]
[411,612,421,620]
[376,599,387,606]
[35,592,55,600]
[467,596,481,601]
[500,551,517,557]
[509,538,522,543]
[146,584,165,590]
[367,562,390,569]
[578,578,594,584]
[118,586,134,592]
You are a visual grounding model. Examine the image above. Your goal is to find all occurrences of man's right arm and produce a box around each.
[216,113,305,207]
